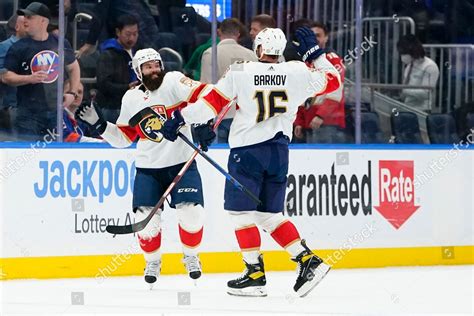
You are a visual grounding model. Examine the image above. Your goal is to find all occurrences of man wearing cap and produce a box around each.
[0,14,27,137]
[2,2,80,140]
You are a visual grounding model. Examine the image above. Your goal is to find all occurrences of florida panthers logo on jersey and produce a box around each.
[138,105,168,142]
[30,50,59,83]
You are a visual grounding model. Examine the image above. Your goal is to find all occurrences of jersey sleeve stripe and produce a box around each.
[165,101,188,117]
[117,125,137,142]
[187,83,208,103]
[203,88,231,114]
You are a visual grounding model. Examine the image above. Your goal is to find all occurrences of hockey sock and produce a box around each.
[235,225,261,264]
[270,220,305,257]
[136,206,162,262]
[177,203,204,257]
[138,232,162,261]
[179,225,203,257]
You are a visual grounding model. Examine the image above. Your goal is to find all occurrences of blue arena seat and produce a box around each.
[426,113,460,144]
[359,111,385,143]
[390,111,424,144]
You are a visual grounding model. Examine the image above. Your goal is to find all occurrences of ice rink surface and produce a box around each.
[1,265,472,315]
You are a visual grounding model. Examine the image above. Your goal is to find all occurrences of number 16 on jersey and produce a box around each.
[253,90,288,123]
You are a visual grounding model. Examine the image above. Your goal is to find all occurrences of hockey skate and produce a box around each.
[183,255,202,280]
[144,259,161,289]
[291,240,331,297]
[227,255,267,297]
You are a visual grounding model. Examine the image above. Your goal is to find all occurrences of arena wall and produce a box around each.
[0,144,472,279]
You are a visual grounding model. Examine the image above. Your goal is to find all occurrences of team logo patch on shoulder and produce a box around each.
[138,105,167,142]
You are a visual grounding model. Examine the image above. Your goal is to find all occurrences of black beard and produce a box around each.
[142,72,166,91]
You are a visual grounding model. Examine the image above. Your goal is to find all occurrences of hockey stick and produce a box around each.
[127,105,261,205]
[106,99,238,235]
[175,132,261,204]
[145,108,261,205]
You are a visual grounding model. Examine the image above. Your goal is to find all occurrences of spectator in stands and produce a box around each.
[2,2,80,141]
[199,18,257,143]
[76,0,158,58]
[20,0,77,39]
[63,80,101,142]
[231,14,276,50]
[249,14,276,41]
[0,14,27,136]
[96,14,139,123]
[293,22,346,143]
[156,0,186,32]
[397,34,439,113]
[184,35,220,81]
[200,18,257,84]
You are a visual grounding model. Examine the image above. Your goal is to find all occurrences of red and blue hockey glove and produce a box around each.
[293,26,325,62]
[160,109,185,142]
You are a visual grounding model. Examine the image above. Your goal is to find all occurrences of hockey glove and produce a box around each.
[193,122,216,152]
[75,103,107,135]
[160,109,185,142]
[293,26,325,62]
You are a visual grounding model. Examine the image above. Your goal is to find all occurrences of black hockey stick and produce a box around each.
[175,132,261,204]
[127,105,261,205]
[106,99,239,235]
[142,107,261,205]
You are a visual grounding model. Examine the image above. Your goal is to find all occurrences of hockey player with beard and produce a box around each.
[160,27,341,298]
[75,48,215,287]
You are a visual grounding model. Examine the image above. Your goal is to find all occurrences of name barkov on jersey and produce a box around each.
[254,74,287,86]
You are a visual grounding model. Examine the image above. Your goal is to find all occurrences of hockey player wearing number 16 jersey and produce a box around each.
[161,27,341,297]
[76,48,215,287]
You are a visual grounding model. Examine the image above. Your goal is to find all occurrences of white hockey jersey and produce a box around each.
[101,71,208,168]
[181,56,341,148]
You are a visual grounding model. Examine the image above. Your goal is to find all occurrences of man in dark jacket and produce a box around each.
[96,14,139,122]
[76,0,159,58]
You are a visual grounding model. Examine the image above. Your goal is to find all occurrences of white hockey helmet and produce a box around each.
[253,27,287,59]
[132,48,164,81]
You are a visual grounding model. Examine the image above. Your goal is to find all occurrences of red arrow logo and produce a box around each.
[374,161,420,229]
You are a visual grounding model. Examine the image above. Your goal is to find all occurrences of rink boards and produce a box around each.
[0,143,473,279]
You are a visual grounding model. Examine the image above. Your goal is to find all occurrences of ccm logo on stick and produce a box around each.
[178,188,198,193]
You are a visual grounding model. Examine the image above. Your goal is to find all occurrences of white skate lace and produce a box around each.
[183,256,201,273]
[296,261,303,278]
[144,260,160,276]
[236,267,250,281]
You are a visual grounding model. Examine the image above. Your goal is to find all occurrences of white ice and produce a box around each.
[1,265,473,315]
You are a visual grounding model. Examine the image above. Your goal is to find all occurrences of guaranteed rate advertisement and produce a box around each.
[282,149,472,250]
[0,146,472,259]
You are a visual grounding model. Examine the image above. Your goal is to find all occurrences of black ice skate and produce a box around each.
[183,255,202,280]
[227,255,267,297]
[291,240,331,297]
[144,259,161,289]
